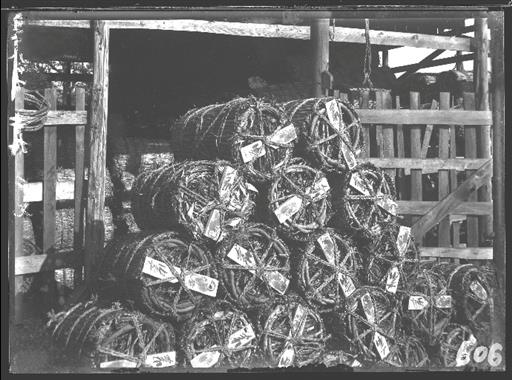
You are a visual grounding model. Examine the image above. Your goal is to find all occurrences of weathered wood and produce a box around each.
[409,92,423,235]
[375,90,384,157]
[84,20,109,283]
[395,96,406,197]
[356,109,492,126]
[15,249,81,275]
[489,11,505,347]
[419,99,438,159]
[16,110,87,127]
[361,158,489,172]
[475,17,492,244]
[360,90,371,158]
[450,98,461,249]
[411,159,492,241]
[74,87,86,286]
[419,247,492,260]
[311,19,330,98]
[397,201,492,216]
[43,88,57,256]
[13,88,25,265]
[391,53,475,73]
[380,91,395,180]
[22,19,474,51]
[463,93,479,248]
[437,92,451,247]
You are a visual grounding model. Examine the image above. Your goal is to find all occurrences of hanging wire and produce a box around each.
[362,19,374,89]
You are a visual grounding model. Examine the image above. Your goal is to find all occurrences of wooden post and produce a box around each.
[311,18,330,98]
[380,90,395,181]
[74,87,86,286]
[395,95,406,199]
[489,11,505,355]
[438,92,451,247]
[410,92,422,239]
[360,90,371,158]
[84,20,109,283]
[474,17,492,244]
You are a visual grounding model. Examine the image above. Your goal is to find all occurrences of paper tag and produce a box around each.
[183,272,219,297]
[373,331,390,360]
[376,195,398,216]
[144,351,176,368]
[470,280,488,301]
[190,350,221,368]
[361,293,375,323]
[325,99,342,131]
[396,226,411,257]
[317,233,337,265]
[455,334,477,367]
[227,244,257,273]
[277,343,295,368]
[142,256,178,283]
[240,140,266,163]
[263,271,290,295]
[226,324,256,349]
[351,359,362,367]
[338,273,356,297]
[349,172,371,196]
[291,304,307,336]
[100,359,138,368]
[219,165,237,201]
[305,177,330,201]
[213,311,233,320]
[269,124,297,145]
[274,195,303,224]
[385,266,400,294]
[434,295,452,309]
[204,209,223,241]
[340,141,357,170]
[408,295,429,310]
[246,182,259,193]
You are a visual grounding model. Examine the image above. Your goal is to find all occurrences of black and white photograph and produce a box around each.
[4,3,508,373]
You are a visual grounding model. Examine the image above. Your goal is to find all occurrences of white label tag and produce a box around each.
[204,209,223,241]
[305,177,330,201]
[396,226,411,257]
[325,99,342,131]
[340,141,357,170]
[278,343,295,368]
[349,172,371,196]
[183,272,219,297]
[338,273,356,297]
[190,350,221,368]
[144,351,176,368]
[240,140,266,163]
[455,334,477,367]
[361,293,375,324]
[376,195,398,216]
[263,271,290,295]
[274,195,303,224]
[100,359,138,369]
[219,165,237,201]
[142,256,178,282]
[373,331,390,360]
[434,295,452,309]
[226,324,256,349]
[470,280,488,301]
[317,233,337,265]
[291,304,307,336]
[246,182,259,193]
[269,124,297,145]
[385,266,400,294]
[227,244,257,273]
[213,311,233,320]
[408,295,429,310]
[351,359,362,367]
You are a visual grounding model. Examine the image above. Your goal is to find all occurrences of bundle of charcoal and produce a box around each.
[46,299,177,369]
[216,223,292,310]
[131,161,256,242]
[401,268,453,346]
[344,286,402,364]
[297,229,363,312]
[260,296,329,368]
[97,231,218,321]
[268,159,332,241]
[171,97,296,183]
[181,300,259,368]
[280,97,362,172]
[331,162,397,240]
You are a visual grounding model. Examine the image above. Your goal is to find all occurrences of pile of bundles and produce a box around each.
[47,96,495,371]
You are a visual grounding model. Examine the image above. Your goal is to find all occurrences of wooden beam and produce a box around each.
[46,73,92,82]
[16,110,87,127]
[437,92,451,247]
[362,158,489,173]
[74,87,86,286]
[43,88,57,257]
[15,249,81,275]
[420,247,492,260]
[392,53,475,73]
[398,201,492,216]
[22,19,474,51]
[356,109,491,125]
[411,158,492,241]
[311,18,330,98]
[84,20,109,283]
[409,92,422,238]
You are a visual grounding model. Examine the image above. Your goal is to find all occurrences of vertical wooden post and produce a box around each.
[474,17,492,243]
[409,92,422,239]
[74,87,86,286]
[438,92,451,247]
[360,90,371,158]
[311,18,330,98]
[450,97,461,249]
[382,49,389,67]
[489,11,505,353]
[380,90,395,181]
[395,95,406,199]
[84,20,109,283]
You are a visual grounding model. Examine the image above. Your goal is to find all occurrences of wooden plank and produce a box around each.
[15,249,82,275]
[395,96,406,198]
[311,19,330,98]
[13,88,25,269]
[450,98,461,248]
[361,158,489,172]
[380,91,395,180]
[356,109,492,126]
[74,87,86,286]
[360,90,371,158]
[411,158,492,241]
[463,93,479,248]
[22,19,474,51]
[409,92,423,235]
[84,20,109,282]
[419,99,438,159]
[438,92,451,247]
[391,53,475,73]
[375,90,384,157]
[43,88,57,256]
[397,201,492,216]
[16,110,88,127]
[419,247,492,260]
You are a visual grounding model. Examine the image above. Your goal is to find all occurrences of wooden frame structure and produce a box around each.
[8,10,505,343]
